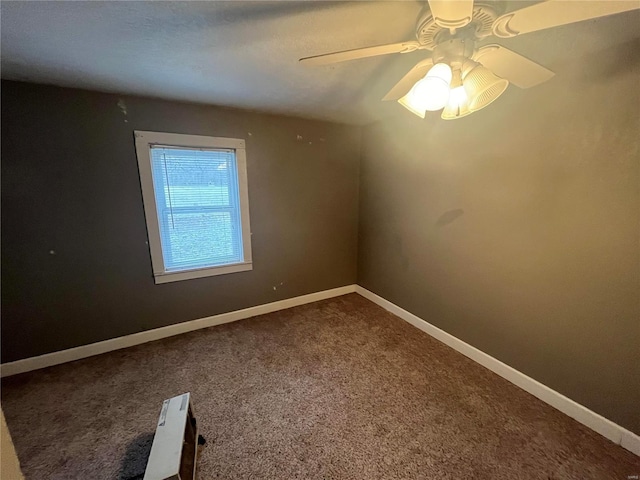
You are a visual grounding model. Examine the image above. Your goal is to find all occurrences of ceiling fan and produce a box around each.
[299,1,639,120]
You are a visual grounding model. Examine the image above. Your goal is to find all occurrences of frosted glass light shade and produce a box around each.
[463,65,509,113]
[427,63,453,83]
[398,63,452,117]
[398,93,427,118]
[441,85,472,120]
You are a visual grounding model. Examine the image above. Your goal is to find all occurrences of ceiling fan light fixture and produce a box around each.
[301,0,640,121]
[463,64,509,113]
[397,63,452,117]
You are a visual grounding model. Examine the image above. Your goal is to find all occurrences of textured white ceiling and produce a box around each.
[1,1,639,125]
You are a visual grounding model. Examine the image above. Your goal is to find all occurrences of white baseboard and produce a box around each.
[621,430,640,457]
[355,286,640,457]
[0,284,357,378]
[2,283,638,457]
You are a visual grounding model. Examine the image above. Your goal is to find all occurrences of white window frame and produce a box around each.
[134,131,252,284]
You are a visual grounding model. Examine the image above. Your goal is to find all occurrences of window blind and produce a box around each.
[149,146,244,272]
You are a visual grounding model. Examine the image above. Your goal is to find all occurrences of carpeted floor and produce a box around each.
[2,294,639,479]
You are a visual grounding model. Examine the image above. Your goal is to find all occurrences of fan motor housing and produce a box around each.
[416,2,500,50]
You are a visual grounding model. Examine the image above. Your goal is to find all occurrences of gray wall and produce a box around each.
[357,53,640,433]
[3,52,639,435]
[1,80,360,363]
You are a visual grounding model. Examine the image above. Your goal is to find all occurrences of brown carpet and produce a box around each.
[2,294,638,479]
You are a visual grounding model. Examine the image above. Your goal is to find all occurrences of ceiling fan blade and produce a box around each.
[428,0,475,29]
[475,44,554,89]
[493,0,640,38]
[299,41,422,66]
[382,58,434,101]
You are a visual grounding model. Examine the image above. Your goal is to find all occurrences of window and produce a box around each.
[135,131,252,283]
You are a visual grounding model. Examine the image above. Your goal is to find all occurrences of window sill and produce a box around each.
[153,262,253,284]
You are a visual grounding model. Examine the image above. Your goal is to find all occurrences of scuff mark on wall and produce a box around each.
[117,99,128,123]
